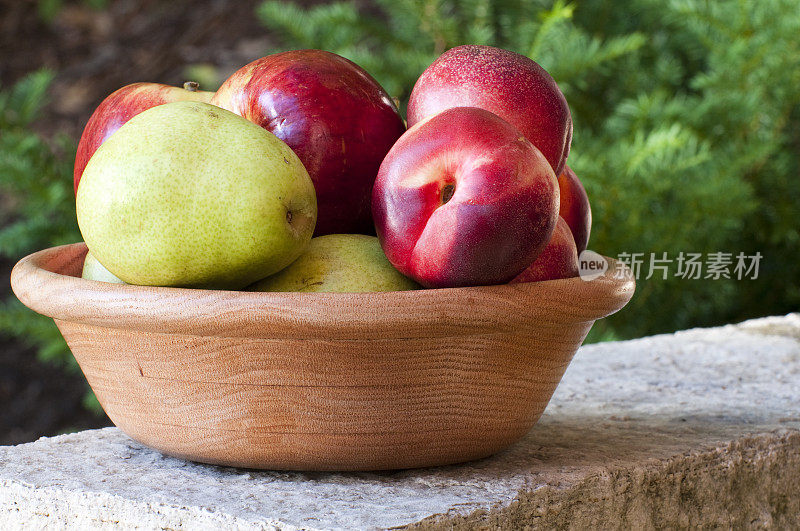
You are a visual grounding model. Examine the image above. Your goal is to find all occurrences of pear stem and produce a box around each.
[183,81,200,92]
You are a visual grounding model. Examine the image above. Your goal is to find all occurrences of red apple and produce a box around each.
[408,45,572,175]
[558,165,592,253]
[511,217,579,283]
[74,82,213,193]
[211,50,406,236]
[372,107,559,288]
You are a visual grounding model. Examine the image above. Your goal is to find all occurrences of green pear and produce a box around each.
[249,234,420,293]
[76,101,317,289]
[82,250,125,284]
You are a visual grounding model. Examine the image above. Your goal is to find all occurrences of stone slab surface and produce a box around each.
[1,314,799,529]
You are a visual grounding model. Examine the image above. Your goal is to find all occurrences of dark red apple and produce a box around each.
[511,217,579,283]
[74,82,213,193]
[372,107,559,288]
[407,45,572,175]
[558,165,592,253]
[211,50,406,236]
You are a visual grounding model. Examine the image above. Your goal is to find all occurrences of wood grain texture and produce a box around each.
[11,243,635,470]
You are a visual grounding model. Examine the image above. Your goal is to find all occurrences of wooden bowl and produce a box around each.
[11,243,634,471]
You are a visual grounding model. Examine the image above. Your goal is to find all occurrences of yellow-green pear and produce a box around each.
[82,250,125,284]
[76,101,317,289]
[249,234,420,293]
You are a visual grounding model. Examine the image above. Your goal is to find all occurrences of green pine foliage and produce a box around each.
[259,0,800,339]
[0,71,84,374]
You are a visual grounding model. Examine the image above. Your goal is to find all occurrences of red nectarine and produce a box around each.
[372,107,559,288]
[408,45,572,175]
[511,217,579,283]
[558,165,592,253]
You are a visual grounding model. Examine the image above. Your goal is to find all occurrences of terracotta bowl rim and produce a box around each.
[11,243,635,340]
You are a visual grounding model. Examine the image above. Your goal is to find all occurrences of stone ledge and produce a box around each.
[1,314,799,529]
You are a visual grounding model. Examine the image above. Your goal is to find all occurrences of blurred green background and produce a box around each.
[1,0,798,441]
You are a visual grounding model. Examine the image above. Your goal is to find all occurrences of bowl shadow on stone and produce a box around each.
[10,243,634,471]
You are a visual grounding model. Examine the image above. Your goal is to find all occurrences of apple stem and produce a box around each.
[183,81,200,92]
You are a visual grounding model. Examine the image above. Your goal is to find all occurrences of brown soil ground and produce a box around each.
[1,0,275,138]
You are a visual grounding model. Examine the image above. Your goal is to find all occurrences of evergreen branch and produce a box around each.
[0,70,55,128]
[528,0,574,60]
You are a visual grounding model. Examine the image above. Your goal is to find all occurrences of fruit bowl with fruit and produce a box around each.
[11,46,634,471]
